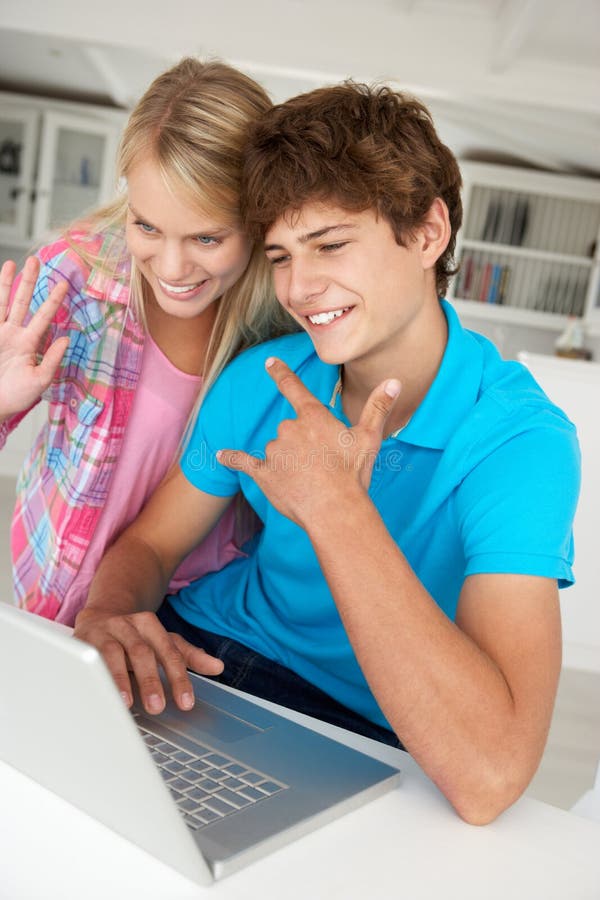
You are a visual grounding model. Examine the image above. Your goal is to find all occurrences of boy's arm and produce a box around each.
[74,465,233,715]
[220,358,567,825]
[307,497,561,826]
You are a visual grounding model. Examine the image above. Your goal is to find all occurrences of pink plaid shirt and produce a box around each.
[1,233,237,622]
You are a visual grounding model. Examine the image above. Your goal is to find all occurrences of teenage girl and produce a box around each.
[0,58,291,624]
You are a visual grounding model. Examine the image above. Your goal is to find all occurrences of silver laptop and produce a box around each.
[0,604,401,885]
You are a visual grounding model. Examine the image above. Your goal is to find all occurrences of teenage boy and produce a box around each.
[76,84,579,824]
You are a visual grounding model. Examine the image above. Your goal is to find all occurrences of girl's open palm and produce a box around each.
[0,257,69,420]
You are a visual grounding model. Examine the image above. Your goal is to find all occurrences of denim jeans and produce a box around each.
[157,600,404,750]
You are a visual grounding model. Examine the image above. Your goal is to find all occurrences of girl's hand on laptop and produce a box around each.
[0,257,69,420]
[74,609,224,715]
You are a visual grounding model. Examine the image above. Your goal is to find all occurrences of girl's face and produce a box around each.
[125,158,252,320]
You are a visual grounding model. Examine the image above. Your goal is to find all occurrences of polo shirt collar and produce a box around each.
[327,300,484,451]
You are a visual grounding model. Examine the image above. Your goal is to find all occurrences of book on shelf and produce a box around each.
[497,266,510,305]
[471,260,484,301]
[482,202,501,242]
[534,273,587,317]
[510,199,528,246]
[487,264,503,304]
[479,197,529,247]
[497,199,514,246]
[457,255,473,297]
[456,254,511,305]
[478,263,493,301]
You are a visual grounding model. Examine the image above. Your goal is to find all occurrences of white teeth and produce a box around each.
[308,308,349,325]
[158,278,203,293]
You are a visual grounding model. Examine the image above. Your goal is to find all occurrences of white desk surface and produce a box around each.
[1,691,599,900]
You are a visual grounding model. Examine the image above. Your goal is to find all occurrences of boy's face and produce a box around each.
[264,201,439,370]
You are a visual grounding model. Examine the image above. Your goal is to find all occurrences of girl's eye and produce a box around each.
[196,235,220,245]
[134,220,156,234]
[267,255,289,266]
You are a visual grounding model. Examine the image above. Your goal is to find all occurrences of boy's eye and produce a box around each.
[321,241,347,252]
[267,255,289,266]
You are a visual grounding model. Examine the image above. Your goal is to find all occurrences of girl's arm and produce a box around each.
[75,465,234,715]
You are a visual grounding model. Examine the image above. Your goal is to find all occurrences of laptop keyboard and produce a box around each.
[135,720,288,831]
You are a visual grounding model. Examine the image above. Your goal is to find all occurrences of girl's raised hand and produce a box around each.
[0,257,69,420]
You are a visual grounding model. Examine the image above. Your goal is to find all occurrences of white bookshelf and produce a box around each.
[450,162,600,336]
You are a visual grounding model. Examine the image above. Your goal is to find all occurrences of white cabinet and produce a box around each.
[0,94,125,478]
[32,110,120,238]
[0,106,38,242]
[449,162,600,336]
[0,93,125,264]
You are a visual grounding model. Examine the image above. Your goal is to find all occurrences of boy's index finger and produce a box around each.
[265,357,316,411]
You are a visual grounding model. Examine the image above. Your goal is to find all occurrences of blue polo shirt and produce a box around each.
[175,301,580,729]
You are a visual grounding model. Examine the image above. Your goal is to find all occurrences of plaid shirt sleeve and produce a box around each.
[8,235,143,620]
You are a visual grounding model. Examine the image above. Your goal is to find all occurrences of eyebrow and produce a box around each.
[264,223,357,252]
[128,203,155,224]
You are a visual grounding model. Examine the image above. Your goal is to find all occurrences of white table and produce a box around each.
[1,693,599,900]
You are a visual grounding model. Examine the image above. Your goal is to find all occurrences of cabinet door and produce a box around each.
[0,106,38,242]
[33,111,120,238]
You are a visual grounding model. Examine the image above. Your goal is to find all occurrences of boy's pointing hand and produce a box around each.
[217,357,401,528]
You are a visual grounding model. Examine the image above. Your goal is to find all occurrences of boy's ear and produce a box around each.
[418,197,451,268]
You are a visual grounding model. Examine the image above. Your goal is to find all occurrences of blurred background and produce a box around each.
[0,0,599,814]
[1,0,599,362]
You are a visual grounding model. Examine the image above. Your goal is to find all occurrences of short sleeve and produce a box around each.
[457,422,580,587]
[180,367,241,498]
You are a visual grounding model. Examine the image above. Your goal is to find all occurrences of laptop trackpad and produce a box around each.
[153,696,264,743]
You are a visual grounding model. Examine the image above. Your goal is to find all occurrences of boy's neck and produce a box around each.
[341,300,448,433]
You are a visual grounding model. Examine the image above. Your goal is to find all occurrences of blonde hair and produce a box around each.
[71,57,294,399]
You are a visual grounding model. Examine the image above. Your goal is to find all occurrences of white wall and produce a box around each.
[519,353,600,673]
[461,315,600,363]
[1,1,599,174]
[1,1,598,112]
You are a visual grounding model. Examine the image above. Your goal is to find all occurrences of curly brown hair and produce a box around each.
[242,81,463,297]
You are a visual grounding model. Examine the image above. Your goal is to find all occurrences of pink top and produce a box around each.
[60,335,241,624]
[4,234,246,624]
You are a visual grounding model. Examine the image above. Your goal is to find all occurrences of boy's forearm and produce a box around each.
[304,489,550,824]
[305,493,475,717]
